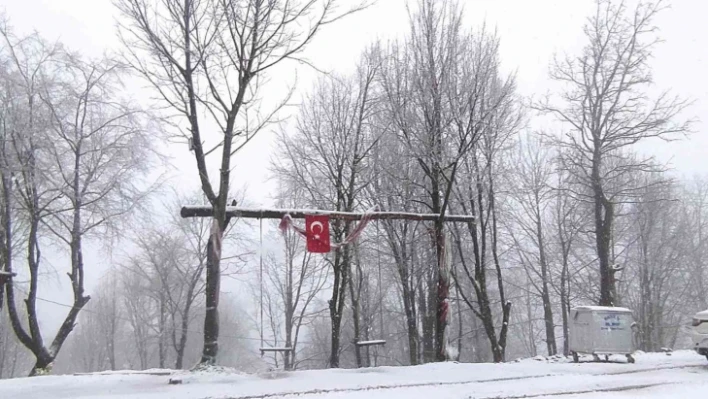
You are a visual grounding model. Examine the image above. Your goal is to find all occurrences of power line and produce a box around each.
[11,285,297,344]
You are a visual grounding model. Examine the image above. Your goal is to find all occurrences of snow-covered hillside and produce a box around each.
[0,351,706,399]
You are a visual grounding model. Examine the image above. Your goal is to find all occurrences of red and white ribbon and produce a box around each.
[278,206,379,252]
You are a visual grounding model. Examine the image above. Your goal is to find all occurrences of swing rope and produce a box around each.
[259,219,295,369]
[259,218,264,357]
[377,219,384,340]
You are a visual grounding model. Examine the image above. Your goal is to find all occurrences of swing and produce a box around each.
[274,210,388,367]
[180,202,475,368]
[354,219,386,367]
[257,219,293,369]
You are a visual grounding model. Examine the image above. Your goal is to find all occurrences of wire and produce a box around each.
[259,218,264,352]
[377,220,385,339]
[10,285,547,351]
[9,284,310,344]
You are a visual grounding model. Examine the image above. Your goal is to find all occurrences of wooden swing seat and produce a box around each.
[259,347,294,354]
[355,340,386,347]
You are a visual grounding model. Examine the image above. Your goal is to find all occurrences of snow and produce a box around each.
[0,271,14,277]
[0,351,706,399]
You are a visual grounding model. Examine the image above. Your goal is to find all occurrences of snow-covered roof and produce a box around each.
[694,309,708,320]
[572,306,632,313]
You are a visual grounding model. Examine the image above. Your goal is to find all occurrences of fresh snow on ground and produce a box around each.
[0,351,706,399]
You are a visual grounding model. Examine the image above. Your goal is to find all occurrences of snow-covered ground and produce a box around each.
[1,351,706,399]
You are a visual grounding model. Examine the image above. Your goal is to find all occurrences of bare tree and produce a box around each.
[259,224,328,370]
[450,102,518,363]
[535,0,691,306]
[619,176,692,351]
[379,0,519,361]
[95,269,123,371]
[272,49,379,367]
[684,177,708,312]
[283,232,327,370]
[0,25,64,376]
[121,213,208,369]
[168,195,210,369]
[508,137,557,356]
[115,0,368,366]
[366,134,424,365]
[548,166,587,356]
[0,19,154,374]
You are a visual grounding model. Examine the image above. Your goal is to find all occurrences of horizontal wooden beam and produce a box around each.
[259,347,293,352]
[0,271,15,285]
[180,206,474,222]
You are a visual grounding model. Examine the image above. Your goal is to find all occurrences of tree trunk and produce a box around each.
[109,312,117,371]
[556,190,572,357]
[28,350,53,376]
[392,231,419,366]
[455,281,463,361]
[526,288,537,357]
[433,221,449,362]
[540,286,556,356]
[490,165,511,362]
[284,309,293,371]
[0,175,10,314]
[349,270,363,368]
[421,267,436,363]
[496,302,512,363]
[694,202,708,310]
[639,228,654,351]
[560,254,570,356]
[328,296,343,368]
[200,219,223,365]
[479,297,501,362]
[328,241,349,368]
[174,307,189,369]
[593,153,615,306]
[159,293,166,368]
[532,199,557,356]
[284,248,294,371]
[469,311,482,362]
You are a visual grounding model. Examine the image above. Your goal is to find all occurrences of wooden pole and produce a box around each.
[181,206,475,222]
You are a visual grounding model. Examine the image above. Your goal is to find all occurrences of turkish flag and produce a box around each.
[305,215,330,253]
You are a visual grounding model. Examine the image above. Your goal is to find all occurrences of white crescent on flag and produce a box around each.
[310,221,324,234]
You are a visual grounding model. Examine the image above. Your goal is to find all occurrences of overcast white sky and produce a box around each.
[2,0,706,333]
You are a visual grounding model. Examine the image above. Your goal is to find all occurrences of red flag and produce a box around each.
[305,215,330,253]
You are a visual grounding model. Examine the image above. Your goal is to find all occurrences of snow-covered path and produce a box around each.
[0,351,706,399]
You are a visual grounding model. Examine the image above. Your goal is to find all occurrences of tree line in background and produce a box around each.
[1,0,705,377]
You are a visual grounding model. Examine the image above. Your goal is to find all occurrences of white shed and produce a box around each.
[569,306,635,363]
